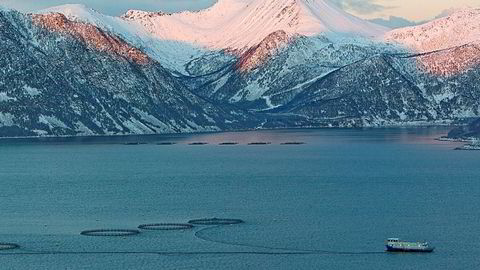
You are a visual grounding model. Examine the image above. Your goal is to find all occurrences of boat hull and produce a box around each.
[386,245,435,253]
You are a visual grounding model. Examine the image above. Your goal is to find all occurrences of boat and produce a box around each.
[385,238,435,252]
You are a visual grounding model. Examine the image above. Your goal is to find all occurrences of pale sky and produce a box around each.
[0,0,479,22]
[342,0,480,21]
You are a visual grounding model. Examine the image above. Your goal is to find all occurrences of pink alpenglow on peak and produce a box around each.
[33,1,480,77]
[235,30,291,72]
[32,13,151,65]
[120,0,388,51]
[385,8,480,76]
[34,0,388,73]
[385,8,480,52]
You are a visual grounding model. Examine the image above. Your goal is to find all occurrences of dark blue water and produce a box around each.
[0,128,479,269]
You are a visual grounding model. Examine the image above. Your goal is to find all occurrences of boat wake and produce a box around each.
[194,225,385,256]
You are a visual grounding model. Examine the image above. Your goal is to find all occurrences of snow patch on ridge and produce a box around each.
[74,121,94,135]
[38,115,69,129]
[0,112,15,126]
[0,92,16,102]
[23,85,42,96]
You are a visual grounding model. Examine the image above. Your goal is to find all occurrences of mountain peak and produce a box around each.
[385,7,480,52]
[120,0,387,51]
[31,11,151,65]
[436,6,475,18]
[39,4,92,15]
[37,4,104,24]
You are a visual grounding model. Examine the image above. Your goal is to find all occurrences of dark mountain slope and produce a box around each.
[0,10,258,137]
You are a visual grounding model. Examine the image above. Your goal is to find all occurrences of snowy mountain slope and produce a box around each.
[36,0,387,74]
[384,9,480,77]
[188,35,387,109]
[120,0,388,51]
[176,7,480,123]
[0,8,260,137]
[184,33,480,126]
[413,44,480,77]
[276,52,480,126]
[385,8,480,52]
[38,4,208,73]
[2,2,480,137]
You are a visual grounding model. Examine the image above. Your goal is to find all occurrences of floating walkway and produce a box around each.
[138,223,193,231]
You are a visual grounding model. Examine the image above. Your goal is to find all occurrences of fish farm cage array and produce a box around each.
[122,142,306,146]
[75,218,244,237]
[0,218,430,256]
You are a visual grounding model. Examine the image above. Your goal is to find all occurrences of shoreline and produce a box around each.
[0,123,457,141]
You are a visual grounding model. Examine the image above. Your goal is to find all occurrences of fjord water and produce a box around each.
[0,128,479,269]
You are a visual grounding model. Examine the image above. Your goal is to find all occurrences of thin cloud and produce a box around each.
[368,16,418,28]
[330,0,392,15]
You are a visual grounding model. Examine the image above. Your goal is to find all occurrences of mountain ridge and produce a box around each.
[1,4,480,137]
[0,8,264,137]
[42,0,388,51]
[385,8,480,52]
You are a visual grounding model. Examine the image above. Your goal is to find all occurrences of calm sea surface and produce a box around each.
[0,128,479,269]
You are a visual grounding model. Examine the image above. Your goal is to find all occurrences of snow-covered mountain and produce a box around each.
[120,0,387,50]
[385,8,480,52]
[0,8,261,137]
[385,9,480,77]
[37,0,387,73]
[1,0,480,137]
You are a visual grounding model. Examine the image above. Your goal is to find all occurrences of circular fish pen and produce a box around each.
[0,243,20,251]
[188,218,244,226]
[80,229,140,237]
[138,223,194,231]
